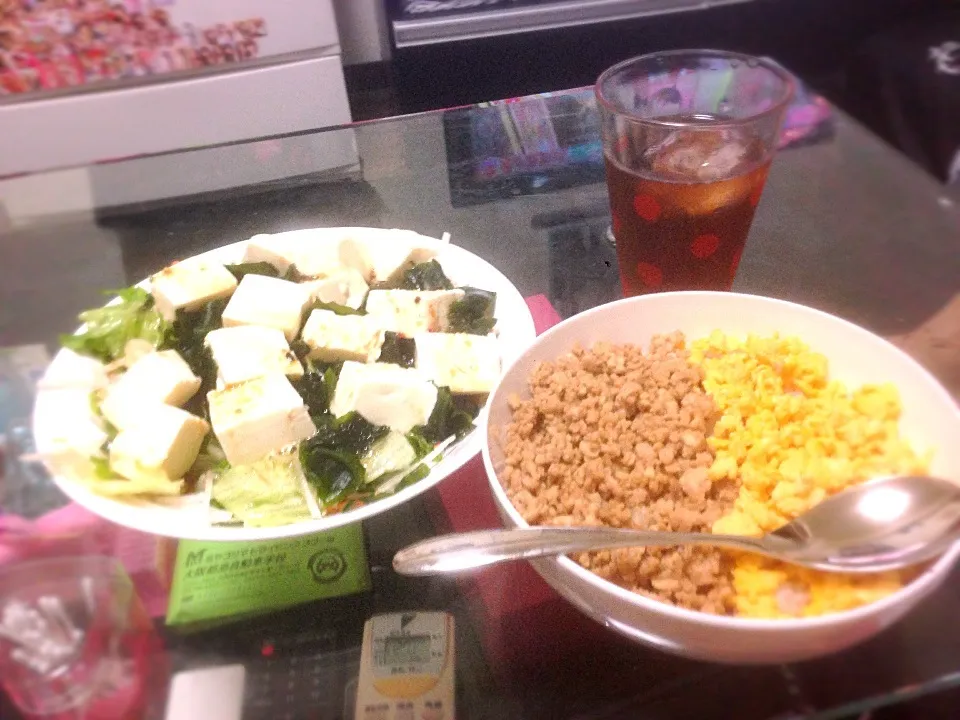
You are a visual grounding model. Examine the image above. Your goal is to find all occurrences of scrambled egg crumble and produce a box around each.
[690,332,930,618]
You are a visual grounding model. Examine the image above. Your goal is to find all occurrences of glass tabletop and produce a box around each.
[1,82,960,720]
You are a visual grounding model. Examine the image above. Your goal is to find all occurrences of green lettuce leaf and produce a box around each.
[211,452,313,527]
[89,455,115,481]
[405,430,434,459]
[60,287,169,363]
[397,463,430,491]
[360,431,417,483]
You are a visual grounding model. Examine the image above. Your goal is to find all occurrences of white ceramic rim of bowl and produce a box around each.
[481,290,960,632]
[35,227,537,541]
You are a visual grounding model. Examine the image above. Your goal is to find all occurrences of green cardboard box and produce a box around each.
[166,523,371,626]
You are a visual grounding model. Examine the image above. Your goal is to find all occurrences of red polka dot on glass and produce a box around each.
[636,262,663,288]
[633,194,661,222]
[691,234,721,259]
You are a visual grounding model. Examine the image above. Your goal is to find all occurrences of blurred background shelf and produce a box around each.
[390,0,755,48]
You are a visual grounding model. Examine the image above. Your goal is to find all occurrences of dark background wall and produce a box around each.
[385,0,944,113]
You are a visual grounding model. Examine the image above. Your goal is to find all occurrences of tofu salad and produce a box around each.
[57,230,501,527]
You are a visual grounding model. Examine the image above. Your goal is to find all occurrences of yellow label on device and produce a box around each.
[373,674,441,700]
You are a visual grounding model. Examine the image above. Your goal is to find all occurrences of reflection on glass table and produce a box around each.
[0,557,166,720]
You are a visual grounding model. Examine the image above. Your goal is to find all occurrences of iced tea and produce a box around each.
[596,50,793,295]
[605,118,770,295]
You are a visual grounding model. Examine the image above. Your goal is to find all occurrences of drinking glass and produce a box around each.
[596,50,794,295]
[0,556,167,719]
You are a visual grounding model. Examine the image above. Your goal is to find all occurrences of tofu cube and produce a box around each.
[364,289,464,338]
[207,373,316,465]
[301,310,385,364]
[150,259,238,321]
[242,233,298,274]
[293,237,369,279]
[204,325,303,387]
[415,333,501,394]
[362,240,437,285]
[303,268,369,309]
[100,350,201,429]
[330,361,438,432]
[221,274,311,342]
[109,404,209,484]
[243,231,368,279]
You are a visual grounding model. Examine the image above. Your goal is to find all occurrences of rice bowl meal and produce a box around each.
[482,291,960,663]
[501,331,926,618]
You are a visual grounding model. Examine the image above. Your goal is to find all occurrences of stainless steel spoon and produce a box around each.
[394,476,960,576]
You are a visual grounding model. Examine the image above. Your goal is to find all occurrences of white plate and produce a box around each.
[34,228,536,541]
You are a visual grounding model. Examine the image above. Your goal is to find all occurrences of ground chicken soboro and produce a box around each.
[501,333,740,614]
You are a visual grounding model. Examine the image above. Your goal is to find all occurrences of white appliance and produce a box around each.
[0,0,358,206]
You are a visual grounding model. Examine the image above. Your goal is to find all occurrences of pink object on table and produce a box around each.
[0,504,174,618]
[525,293,563,335]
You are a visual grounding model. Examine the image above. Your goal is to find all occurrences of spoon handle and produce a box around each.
[393,526,770,575]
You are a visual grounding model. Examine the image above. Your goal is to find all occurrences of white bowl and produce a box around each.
[480,291,960,664]
[34,228,536,541]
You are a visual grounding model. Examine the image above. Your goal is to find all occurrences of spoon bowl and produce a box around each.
[394,476,960,576]
[473,291,960,663]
